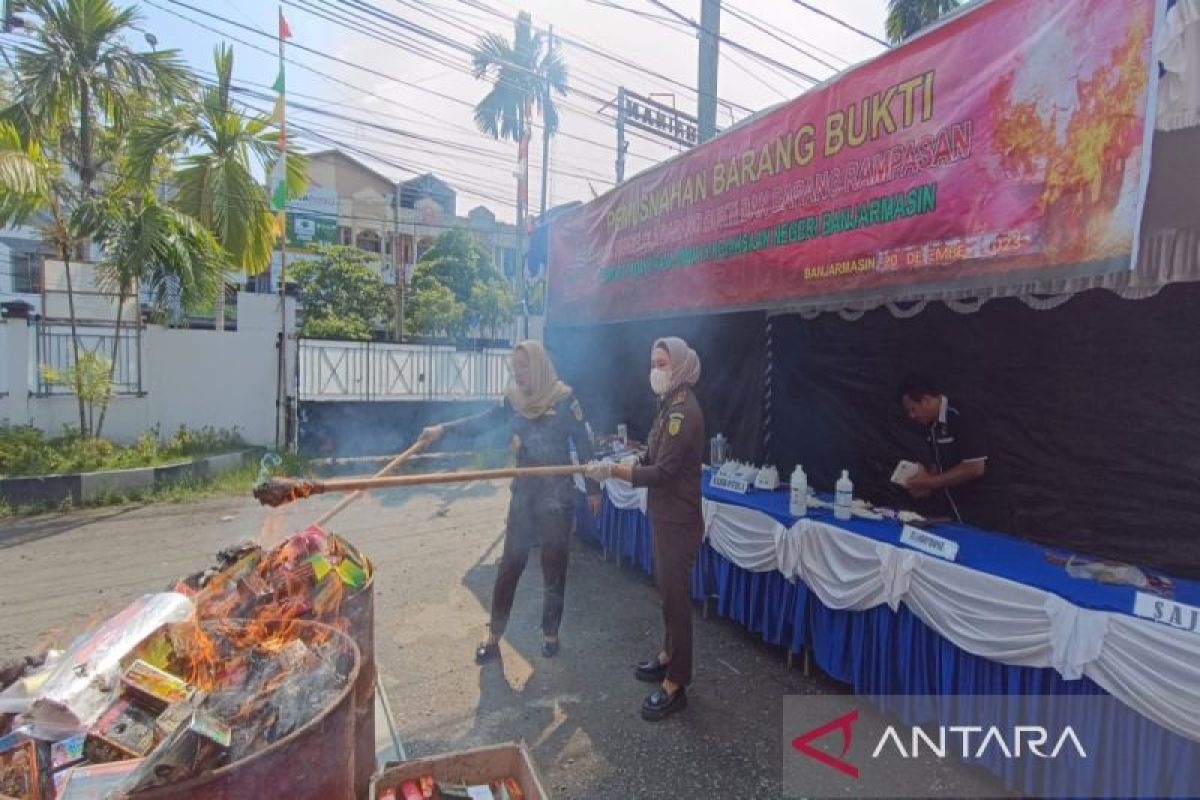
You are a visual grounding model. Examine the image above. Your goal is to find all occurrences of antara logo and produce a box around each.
[792,710,1087,778]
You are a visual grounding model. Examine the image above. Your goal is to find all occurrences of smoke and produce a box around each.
[297,400,508,459]
[257,452,284,485]
[546,310,768,460]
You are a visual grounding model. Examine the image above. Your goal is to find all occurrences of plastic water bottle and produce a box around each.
[834,470,853,521]
[789,464,808,518]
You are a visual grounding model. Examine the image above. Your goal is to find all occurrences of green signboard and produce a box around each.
[287,212,338,248]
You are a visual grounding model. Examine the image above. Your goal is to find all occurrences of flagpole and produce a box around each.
[517,97,530,341]
[274,5,289,451]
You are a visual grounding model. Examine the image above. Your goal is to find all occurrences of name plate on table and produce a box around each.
[900,525,959,561]
[1133,593,1200,634]
[711,474,752,494]
[711,463,759,494]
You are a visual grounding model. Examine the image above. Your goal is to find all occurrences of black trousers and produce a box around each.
[489,497,573,637]
[651,517,703,688]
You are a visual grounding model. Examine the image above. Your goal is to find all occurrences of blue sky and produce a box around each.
[133,1,892,221]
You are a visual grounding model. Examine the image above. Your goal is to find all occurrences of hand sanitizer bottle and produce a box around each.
[789,464,808,517]
[834,470,853,520]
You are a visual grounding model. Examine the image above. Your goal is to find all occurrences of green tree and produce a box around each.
[409,228,513,340]
[885,0,961,44]
[470,280,515,340]
[411,228,492,300]
[291,245,392,341]
[91,189,225,435]
[4,0,192,190]
[0,121,49,223]
[407,282,466,339]
[41,350,113,439]
[471,11,568,144]
[2,0,193,432]
[128,44,307,330]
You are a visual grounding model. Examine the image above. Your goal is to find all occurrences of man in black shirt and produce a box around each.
[898,374,1012,532]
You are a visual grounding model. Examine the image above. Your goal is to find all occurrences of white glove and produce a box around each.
[584,460,614,481]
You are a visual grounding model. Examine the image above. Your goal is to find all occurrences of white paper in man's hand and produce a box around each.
[891,460,922,486]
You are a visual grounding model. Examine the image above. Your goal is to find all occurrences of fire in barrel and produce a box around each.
[0,525,375,799]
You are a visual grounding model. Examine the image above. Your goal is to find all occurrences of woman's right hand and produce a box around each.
[418,425,444,446]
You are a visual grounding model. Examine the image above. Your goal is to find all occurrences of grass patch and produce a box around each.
[0,424,248,478]
[0,454,314,519]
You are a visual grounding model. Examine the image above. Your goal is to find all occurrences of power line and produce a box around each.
[723,2,844,73]
[643,0,822,86]
[151,0,663,167]
[787,0,890,48]
[0,39,597,207]
[0,46,530,211]
[453,0,756,116]
[233,83,616,185]
[387,0,630,104]
[276,0,687,160]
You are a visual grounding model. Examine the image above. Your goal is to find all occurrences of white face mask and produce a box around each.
[649,367,671,396]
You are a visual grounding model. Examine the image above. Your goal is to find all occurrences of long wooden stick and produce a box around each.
[313,438,430,527]
[256,464,586,507]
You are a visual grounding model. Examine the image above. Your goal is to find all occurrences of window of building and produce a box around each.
[499,247,516,278]
[12,253,43,294]
[356,229,382,254]
[339,226,353,246]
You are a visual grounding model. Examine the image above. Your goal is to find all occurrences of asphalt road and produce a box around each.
[0,481,1008,798]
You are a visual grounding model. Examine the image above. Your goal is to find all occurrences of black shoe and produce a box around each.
[474,641,499,664]
[634,657,668,683]
[641,686,687,721]
[541,638,559,658]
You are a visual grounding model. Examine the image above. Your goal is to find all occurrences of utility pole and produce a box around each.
[615,87,628,183]
[697,0,721,143]
[539,25,554,218]
[392,191,404,341]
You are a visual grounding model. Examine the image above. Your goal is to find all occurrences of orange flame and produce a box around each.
[990,13,1149,257]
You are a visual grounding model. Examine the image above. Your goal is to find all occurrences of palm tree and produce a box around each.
[471,11,566,339]
[6,0,192,190]
[3,0,192,431]
[471,12,568,145]
[885,0,961,44]
[91,189,224,436]
[129,44,307,330]
[0,121,49,222]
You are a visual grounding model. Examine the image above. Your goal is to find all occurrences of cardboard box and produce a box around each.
[370,743,547,800]
[53,759,144,799]
[121,660,195,713]
[85,698,158,762]
[0,739,41,800]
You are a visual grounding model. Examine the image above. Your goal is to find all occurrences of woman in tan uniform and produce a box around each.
[588,337,705,721]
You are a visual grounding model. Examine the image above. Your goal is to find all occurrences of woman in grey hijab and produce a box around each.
[588,337,705,721]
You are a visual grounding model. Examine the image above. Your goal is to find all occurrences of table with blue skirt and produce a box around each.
[574,471,1200,799]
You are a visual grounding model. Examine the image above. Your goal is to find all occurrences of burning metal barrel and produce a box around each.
[124,619,361,800]
[181,526,377,798]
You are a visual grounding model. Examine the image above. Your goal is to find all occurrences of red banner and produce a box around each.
[547,0,1160,326]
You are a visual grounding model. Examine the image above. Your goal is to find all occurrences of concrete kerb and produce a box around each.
[0,448,264,507]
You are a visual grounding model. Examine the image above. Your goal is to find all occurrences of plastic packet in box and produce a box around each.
[0,593,194,739]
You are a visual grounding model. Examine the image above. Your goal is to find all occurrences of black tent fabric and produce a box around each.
[766,283,1200,579]
[547,311,767,463]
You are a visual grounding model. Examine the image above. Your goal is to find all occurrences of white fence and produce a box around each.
[299,339,510,401]
[32,322,142,396]
[0,293,295,446]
